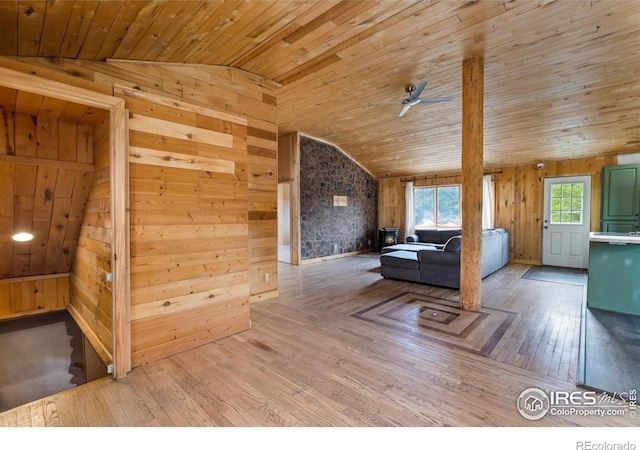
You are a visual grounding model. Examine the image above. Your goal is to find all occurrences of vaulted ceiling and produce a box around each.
[1,0,640,178]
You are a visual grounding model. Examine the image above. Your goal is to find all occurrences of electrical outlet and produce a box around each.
[264,273,270,282]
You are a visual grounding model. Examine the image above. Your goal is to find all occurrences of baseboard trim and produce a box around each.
[511,259,541,266]
[300,249,373,265]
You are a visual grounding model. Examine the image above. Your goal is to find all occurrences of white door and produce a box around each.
[542,175,592,268]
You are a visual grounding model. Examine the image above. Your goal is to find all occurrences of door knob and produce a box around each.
[544,225,549,229]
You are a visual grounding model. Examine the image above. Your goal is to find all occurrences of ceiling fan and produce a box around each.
[372,80,453,117]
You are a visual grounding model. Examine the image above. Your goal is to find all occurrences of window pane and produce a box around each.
[572,183,583,197]
[549,181,584,225]
[414,188,434,228]
[437,186,460,227]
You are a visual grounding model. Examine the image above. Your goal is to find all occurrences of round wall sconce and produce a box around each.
[536,162,544,170]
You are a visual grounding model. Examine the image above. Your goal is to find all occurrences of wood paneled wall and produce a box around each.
[0,274,69,320]
[2,57,279,368]
[68,117,113,365]
[379,156,617,265]
[9,57,279,303]
[119,87,250,367]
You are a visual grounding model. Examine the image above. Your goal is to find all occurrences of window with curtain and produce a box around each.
[413,185,461,228]
[482,174,495,229]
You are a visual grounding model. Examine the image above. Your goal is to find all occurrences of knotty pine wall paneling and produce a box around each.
[3,57,279,355]
[118,86,251,367]
[68,116,114,366]
[0,274,69,320]
[379,156,616,265]
[7,57,280,304]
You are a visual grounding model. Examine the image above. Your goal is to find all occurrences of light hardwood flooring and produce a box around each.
[0,254,635,426]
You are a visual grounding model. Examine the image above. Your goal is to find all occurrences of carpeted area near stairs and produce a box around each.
[0,310,86,413]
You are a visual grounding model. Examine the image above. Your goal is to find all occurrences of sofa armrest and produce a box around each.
[405,234,419,243]
[417,249,461,266]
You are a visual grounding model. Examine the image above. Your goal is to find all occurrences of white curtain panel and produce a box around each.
[482,174,494,229]
[405,181,414,241]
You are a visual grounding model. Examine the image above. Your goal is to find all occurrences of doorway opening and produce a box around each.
[278,182,292,264]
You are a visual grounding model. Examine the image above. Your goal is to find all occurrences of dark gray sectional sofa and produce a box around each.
[380,228,510,289]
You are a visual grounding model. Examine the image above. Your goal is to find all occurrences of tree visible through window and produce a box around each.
[550,182,584,224]
[414,185,461,228]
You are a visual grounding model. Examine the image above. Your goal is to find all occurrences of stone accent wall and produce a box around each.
[300,136,378,260]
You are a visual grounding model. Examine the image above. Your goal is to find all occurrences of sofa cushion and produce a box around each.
[415,228,462,244]
[443,235,462,252]
[380,250,420,269]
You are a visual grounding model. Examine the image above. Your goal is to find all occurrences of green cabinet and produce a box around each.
[600,164,640,231]
[587,240,640,316]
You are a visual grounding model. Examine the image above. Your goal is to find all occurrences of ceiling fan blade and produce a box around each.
[410,80,428,100]
[416,97,453,103]
[369,101,402,105]
[399,104,412,117]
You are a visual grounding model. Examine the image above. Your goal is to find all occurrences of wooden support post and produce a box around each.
[460,57,484,311]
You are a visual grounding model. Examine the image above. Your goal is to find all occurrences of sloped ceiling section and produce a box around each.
[0,86,108,280]
[0,1,639,178]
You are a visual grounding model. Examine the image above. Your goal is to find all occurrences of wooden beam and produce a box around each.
[0,154,94,172]
[460,57,484,312]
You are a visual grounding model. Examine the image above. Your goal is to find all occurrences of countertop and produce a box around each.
[589,232,640,244]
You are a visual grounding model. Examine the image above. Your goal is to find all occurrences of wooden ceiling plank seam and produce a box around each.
[260,2,396,82]
[234,0,341,71]
[0,110,16,156]
[32,165,58,224]
[36,116,58,160]
[0,86,18,114]
[58,1,101,59]
[38,0,74,58]
[38,96,68,121]
[57,121,78,163]
[140,1,209,62]
[94,1,151,62]
[214,0,304,66]
[180,1,269,65]
[282,0,358,45]
[112,1,175,60]
[275,1,450,85]
[76,1,124,60]
[13,112,37,158]
[16,0,46,56]
[168,0,247,64]
[154,0,228,62]
[192,1,278,65]
[14,90,44,117]
[0,1,18,55]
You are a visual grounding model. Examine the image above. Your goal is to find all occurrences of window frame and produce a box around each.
[413,184,462,229]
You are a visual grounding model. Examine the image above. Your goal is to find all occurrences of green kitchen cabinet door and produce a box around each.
[601,164,640,221]
[600,220,639,233]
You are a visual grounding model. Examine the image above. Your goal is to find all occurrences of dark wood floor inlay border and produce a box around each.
[351,292,517,357]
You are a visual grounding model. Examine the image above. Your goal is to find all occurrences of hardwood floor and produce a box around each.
[0,254,635,427]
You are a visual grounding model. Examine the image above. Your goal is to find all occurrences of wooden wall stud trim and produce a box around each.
[111,101,131,378]
[0,154,95,172]
[0,272,70,286]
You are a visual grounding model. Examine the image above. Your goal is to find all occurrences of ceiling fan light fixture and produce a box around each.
[12,232,33,242]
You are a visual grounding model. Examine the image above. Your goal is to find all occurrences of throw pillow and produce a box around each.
[443,235,462,252]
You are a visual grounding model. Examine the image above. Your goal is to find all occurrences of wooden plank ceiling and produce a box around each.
[0,84,108,280]
[1,0,639,179]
